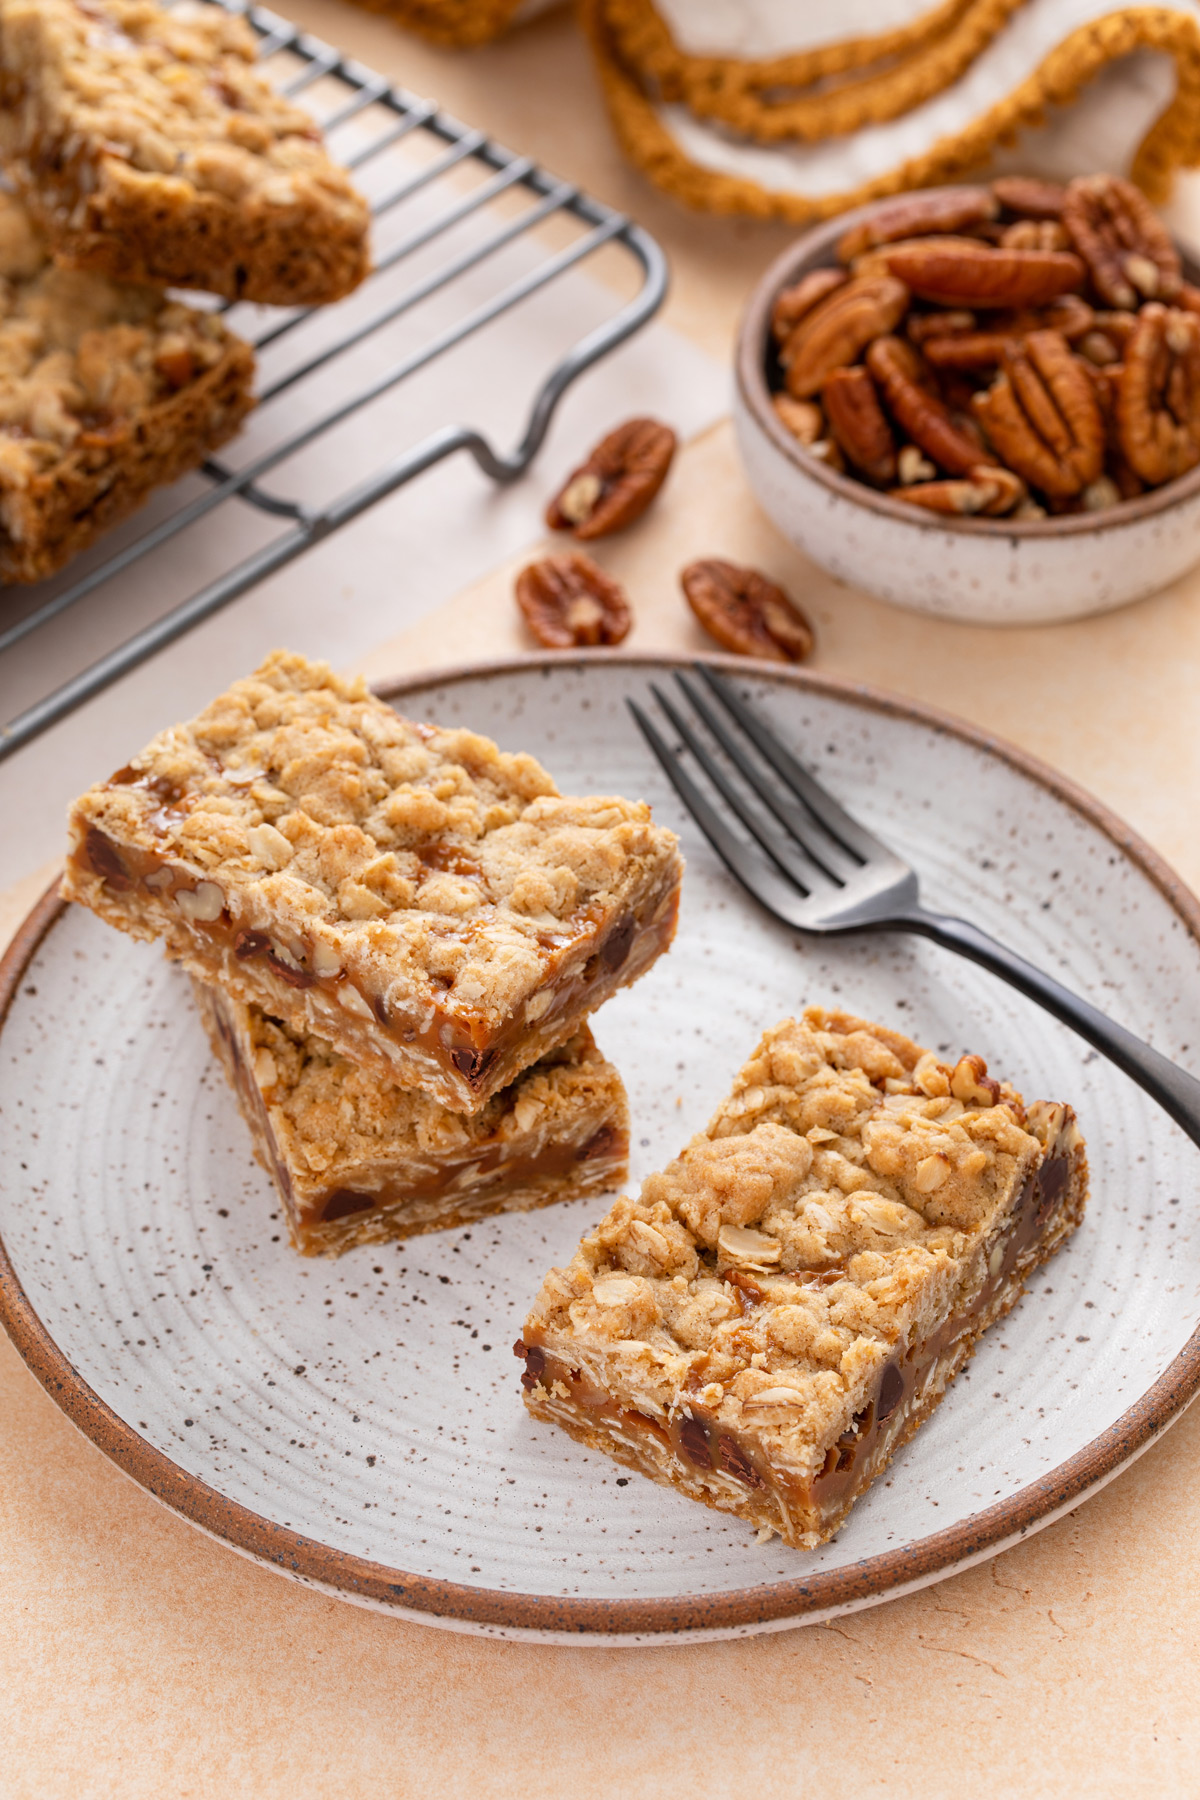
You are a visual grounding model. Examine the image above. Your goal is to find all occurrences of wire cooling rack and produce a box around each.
[0,0,666,762]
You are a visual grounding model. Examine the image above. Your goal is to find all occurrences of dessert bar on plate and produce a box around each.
[0,0,370,306]
[64,651,682,1113]
[196,980,629,1254]
[0,192,254,583]
[517,1008,1088,1549]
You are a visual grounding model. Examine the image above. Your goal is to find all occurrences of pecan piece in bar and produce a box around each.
[0,192,254,585]
[62,651,682,1113]
[519,1009,1088,1550]
[0,0,370,305]
[546,418,676,539]
[196,982,629,1256]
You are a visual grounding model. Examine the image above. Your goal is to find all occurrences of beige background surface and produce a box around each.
[3,5,1200,1795]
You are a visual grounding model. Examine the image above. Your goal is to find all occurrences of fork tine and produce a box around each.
[673,671,859,884]
[628,699,807,920]
[696,665,885,863]
[649,684,838,896]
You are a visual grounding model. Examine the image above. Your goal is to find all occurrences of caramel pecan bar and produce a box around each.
[517,1009,1088,1549]
[64,651,682,1112]
[196,982,629,1255]
[0,191,254,583]
[0,0,369,306]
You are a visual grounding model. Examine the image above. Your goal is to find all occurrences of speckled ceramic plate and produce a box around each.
[3,654,1200,1645]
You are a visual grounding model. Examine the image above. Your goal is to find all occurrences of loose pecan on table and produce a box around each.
[866,335,992,475]
[781,274,909,398]
[1117,303,1200,485]
[515,553,632,648]
[545,417,676,539]
[1061,173,1181,310]
[880,237,1085,309]
[972,329,1104,497]
[681,559,814,662]
[836,187,998,263]
[821,365,897,483]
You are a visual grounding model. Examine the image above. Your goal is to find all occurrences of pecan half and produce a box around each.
[973,330,1103,497]
[771,268,848,344]
[922,330,1022,372]
[515,553,631,648]
[772,393,824,445]
[890,465,1024,516]
[545,418,676,539]
[991,175,1068,219]
[821,366,897,483]
[781,274,909,398]
[906,309,976,346]
[1117,303,1200,486]
[836,188,998,263]
[1061,173,1181,309]
[867,335,994,475]
[681,559,814,663]
[880,236,1085,309]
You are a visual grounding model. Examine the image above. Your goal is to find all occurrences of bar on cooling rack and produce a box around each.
[516,1007,1088,1549]
[63,650,682,1112]
[0,0,370,305]
[196,979,629,1254]
[0,191,254,584]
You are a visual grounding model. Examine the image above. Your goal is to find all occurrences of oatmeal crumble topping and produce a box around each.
[521,1007,1087,1541]
[0,0,370,304]
[0,190,253,579]
[64,652,682,1106]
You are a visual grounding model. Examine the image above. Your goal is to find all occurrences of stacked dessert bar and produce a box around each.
[64,650,683,1252]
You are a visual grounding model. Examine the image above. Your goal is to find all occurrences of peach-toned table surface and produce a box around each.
[4,7,1200,1795]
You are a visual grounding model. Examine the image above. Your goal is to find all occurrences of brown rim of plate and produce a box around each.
[736,189,1200,540]
[2,650,1198,1639]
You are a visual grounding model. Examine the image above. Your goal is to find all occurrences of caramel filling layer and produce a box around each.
[74,821,678,1098]
[518,1146,1074,1538]
[203,981,628,1232]
[312,1124,628,1227]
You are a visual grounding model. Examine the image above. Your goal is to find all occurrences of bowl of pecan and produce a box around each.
[734,174,1200,625]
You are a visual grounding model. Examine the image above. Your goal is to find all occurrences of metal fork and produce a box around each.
[629,665,1200,1149]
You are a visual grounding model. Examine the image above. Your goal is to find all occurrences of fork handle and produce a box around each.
[899,908,1200,1149]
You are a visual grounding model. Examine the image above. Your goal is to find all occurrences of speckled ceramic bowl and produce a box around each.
[734,192,1200,626]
